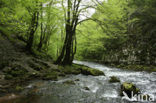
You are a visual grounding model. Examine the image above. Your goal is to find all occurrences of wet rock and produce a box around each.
[0,75,5,80]
[83,87,90,91]
[60,64,105,76]
[80,67,105,76]
[42,72,58,81]
[75,79,80,81]
[28,61,44,71]
[109,76,120,83]
[29,72,41,78]
[3,64,28,79]
[63,80,75,85]
[15,85,24,91]
[120,82,140,98]
[5,74,13,80]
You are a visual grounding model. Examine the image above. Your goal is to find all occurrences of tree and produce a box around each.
[128,0,156,65]
[25,1,40,51]
[76,0,128,64]
[55,0,93,65]
[37,0,58,52]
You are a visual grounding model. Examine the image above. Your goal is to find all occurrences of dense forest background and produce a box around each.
[0,0,156,66]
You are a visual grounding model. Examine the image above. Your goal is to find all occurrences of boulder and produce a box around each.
[83,87,90,91]
[121,82,140,98]
[63,80,75,85]
[109,76,120,83]
[80,67,105,76]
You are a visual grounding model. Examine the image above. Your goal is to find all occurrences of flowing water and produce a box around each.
[1,60,156,103]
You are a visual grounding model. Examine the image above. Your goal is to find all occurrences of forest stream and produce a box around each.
[1,60,156,103]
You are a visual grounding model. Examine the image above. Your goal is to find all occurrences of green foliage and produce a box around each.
[76,0,128,63]
[0,0,155,68]
[76,0,156,66]
[128,0,156,65]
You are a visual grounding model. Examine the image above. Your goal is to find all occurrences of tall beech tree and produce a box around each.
[55,0,92,65]
[26,1,40,51]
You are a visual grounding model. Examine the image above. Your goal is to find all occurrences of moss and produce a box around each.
[121,82,140,98]
[28,61,44,71]
[15,86,24,91]
[59,64,105,76]
[109,76,120,83]
[80,66,105,76]
[43,71,58,81]
[4,64,28,79]
[123,82,133,90]
[5,74,13,80]
[29,72,40,78]
[59,65,81,75]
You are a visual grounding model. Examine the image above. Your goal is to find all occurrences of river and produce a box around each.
[1,60,156,103]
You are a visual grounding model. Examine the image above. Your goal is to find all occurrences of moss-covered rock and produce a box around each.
[83,87,90,90]
[43,71,58,81]
[109,76,120,83]
[80,66,105,76]
[120,82,140,98]
[15,85,24,91]
[59,64,105,76]
[63,80,75,85]
[3,64,28,80]
[29,72,41,78]
[5,74,13,80]
[28,61,44,71]
[75,79,80,81]
[60,65,81,75]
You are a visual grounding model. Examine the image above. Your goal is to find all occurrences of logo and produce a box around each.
[122,91,155,102]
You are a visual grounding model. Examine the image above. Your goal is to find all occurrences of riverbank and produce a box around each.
[114,64,156,72]
[0,34,104,96]
[1,61,156,103]
[76,59,156,72]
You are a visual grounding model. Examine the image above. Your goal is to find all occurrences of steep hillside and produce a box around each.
[0,33,59,94]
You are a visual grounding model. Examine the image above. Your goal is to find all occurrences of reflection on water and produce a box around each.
[0,94,40,103]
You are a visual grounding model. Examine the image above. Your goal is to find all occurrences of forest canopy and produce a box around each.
[0,0,156,65]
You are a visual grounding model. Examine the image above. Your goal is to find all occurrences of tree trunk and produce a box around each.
[55,0,81,65]
[37,3,43,51]
[26,11,39,51]
[62,31,73,65]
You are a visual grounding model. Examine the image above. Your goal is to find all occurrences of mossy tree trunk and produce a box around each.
[26,10,39,51]
[55,0,80,65]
